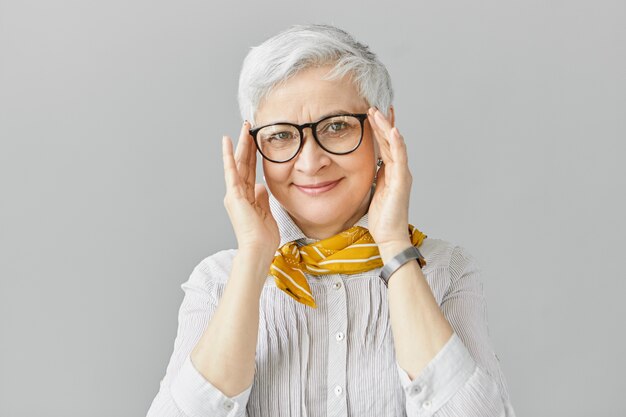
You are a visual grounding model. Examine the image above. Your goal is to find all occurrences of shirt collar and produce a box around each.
[268,188,369,247]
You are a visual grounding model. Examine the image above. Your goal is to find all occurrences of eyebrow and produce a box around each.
[315,109,354,120]
[263,109,356,126]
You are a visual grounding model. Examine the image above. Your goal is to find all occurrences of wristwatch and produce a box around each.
[379,246,425,287]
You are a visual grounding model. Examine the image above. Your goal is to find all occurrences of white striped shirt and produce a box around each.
[146,193,517,417]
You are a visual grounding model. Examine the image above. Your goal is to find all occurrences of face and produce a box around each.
[254,65,379,240]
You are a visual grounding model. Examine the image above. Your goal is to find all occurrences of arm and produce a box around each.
[147,120,278,417]
[380,240,454,380]
[145,250,270,417]
[383,243,516,417]
[188,250,269,397]
[365,107,514,415]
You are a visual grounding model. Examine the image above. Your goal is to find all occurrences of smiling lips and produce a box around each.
[294,179,342,196]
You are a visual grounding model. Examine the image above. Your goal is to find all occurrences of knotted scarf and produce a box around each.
[269,225,427,308]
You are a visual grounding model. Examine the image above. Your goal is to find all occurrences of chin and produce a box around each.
[285,188,368,229]
[291,199,346,221]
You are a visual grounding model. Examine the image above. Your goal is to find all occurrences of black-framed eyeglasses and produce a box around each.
[249,113,368,163]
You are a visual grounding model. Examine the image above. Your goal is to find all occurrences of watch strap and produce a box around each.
[379,246,425,287]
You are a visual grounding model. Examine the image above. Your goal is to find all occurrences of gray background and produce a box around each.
[1,0,624,416]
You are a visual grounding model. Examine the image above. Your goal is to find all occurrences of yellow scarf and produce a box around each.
[269,225,427,308]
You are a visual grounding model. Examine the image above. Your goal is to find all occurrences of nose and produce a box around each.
[293,127,331,174]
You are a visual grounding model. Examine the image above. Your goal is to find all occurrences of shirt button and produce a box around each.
[409,385,422,395]
[334,385,343,396]
[333,282,342,289]
[222,400,234,410]
[335,332,345,341]
[423,400,432,409]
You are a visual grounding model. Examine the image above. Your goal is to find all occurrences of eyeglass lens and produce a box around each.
[256,115,362,162]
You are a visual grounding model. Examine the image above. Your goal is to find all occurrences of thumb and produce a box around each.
[254,183,271,213]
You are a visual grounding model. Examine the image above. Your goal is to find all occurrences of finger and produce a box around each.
[388,127,413,188]
[233,122,251,197]
[234,121,256,203]
[372,108,409,171]
[390,126,408,166]
[368,108,392,162]
[245,124,258,201]
[373,107,394,133]
[222,135,241,194]
[368,107,392,157]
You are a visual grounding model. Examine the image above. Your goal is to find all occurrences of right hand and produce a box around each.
[222,121,280,259]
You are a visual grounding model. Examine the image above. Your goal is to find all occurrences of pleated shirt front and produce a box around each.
[146,193,517,417]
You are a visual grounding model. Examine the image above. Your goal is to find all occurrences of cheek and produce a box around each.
[364,129,377,155]
[262,160,292,188]
[351,135,376,178]
[342,152,376,189]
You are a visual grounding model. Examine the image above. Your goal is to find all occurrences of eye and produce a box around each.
[259,130,296,142]
[321,121,348,134]
[268,131,295,141]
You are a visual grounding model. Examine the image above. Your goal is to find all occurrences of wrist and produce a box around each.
[377,239,413,264]
[238,243,276,260]
[235,247,275,276]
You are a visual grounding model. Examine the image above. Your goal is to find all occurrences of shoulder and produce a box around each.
[419,237,483,301]
[420,237,478,272]
[195,249,238,278]
[183,249,238,291]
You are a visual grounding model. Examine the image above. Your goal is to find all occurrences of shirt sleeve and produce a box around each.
[145,260,253,417]
[395,245,517,417]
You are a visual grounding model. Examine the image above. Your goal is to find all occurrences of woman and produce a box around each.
[147,24,516,417]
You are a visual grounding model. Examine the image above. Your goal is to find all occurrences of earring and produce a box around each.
[372,157,383,187]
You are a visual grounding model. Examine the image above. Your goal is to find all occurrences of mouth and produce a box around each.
[293,178,343,196]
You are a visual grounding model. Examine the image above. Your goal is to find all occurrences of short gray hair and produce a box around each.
[238,24,394,125]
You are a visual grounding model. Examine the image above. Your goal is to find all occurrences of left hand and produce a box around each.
[366,107,413,249]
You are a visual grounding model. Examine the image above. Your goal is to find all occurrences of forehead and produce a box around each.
[255,65,368,126]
